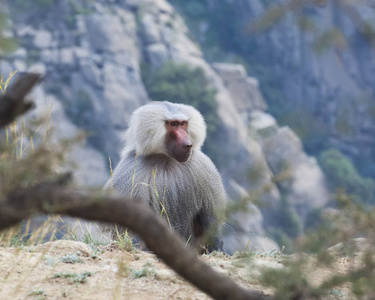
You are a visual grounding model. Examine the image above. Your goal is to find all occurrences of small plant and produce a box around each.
[28,289,47,300]
[66,220,109,247]
[233,250,256,260]
[60,252,82,264]
[52,271,96,285]
[82,232,107,246]
[329,288,346,297]
[131,262,155,279]
[206,250,230,258]
[0,70,17,95]
[113,227,135,252]
[44,255,56,267]
[28,289,45,296]
[90,245,104,259]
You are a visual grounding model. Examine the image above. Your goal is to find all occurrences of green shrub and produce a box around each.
[267,227,294,254]
[265,196,303,253]
[0,12,17,54]
[270,205,303,237]
[304,208,324,230]
[319,148,375,204]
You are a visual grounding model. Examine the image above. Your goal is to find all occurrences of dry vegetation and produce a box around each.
[0,233,367,300]
[0,237,270,300]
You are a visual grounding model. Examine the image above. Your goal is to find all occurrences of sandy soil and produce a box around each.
[0,240,361,299]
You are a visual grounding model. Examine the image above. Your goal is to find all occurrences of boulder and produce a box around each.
[212,63,267,112]
[80,59,102,87]
[85,13,131,53]
[60,47,75,65]
[141,14,161,44]
[147,43,169,68]
[259,126,330,218]
[33,30,53,48]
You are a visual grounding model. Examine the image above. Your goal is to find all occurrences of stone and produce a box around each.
[0,60,12,75]
[9,48,27,59]
[76,15,87,34]
[104,51,136,68]
[60,47,75,65]
[212,63,267,111]
[103,62,148,127]
[73,47,90,60]
[249,111,278,136]
[28,63,47,76]
[13,60,26,72]
[141,14,161,44]
[213,63,247,79]
[124,0,139,9]
[146,43,169,67]
[80,60,102,87]
[41,48,59,64]
[154,0,174,14]
[16,25,35,37]
[155,269,177,282]
[260,127,330,218]
[33,30,53,48]
[85,14,128,53]
[162,27,202,58]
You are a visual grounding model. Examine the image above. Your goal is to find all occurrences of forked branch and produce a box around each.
[0,175,271,300]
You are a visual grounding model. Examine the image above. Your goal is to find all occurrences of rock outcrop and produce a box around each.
[192,0,375,174]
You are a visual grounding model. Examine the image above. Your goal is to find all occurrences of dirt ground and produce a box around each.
[0,240,362,299]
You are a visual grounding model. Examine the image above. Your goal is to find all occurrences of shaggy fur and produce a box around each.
[107,101,226,250]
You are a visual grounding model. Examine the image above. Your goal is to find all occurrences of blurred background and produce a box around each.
[0,0,374,254]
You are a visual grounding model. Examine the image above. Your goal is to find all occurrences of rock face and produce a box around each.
[256,123,329,219]
[197,0,375,174]
[212,63,267,113]
[1,0,330,252]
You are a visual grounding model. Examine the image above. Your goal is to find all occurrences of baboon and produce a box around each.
[106,101,226,251]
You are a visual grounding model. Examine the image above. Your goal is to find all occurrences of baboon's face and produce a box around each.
[164,119,192,162]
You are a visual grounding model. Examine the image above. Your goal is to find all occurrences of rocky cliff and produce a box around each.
[174,0,375,177]
[0,0,331,253]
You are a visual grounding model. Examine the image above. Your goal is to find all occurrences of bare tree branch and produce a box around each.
[0,175,272,300]
[0,73,40,128]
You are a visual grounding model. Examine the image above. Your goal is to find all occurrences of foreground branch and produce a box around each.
[0,73,40,128]
[0,176,271,300]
